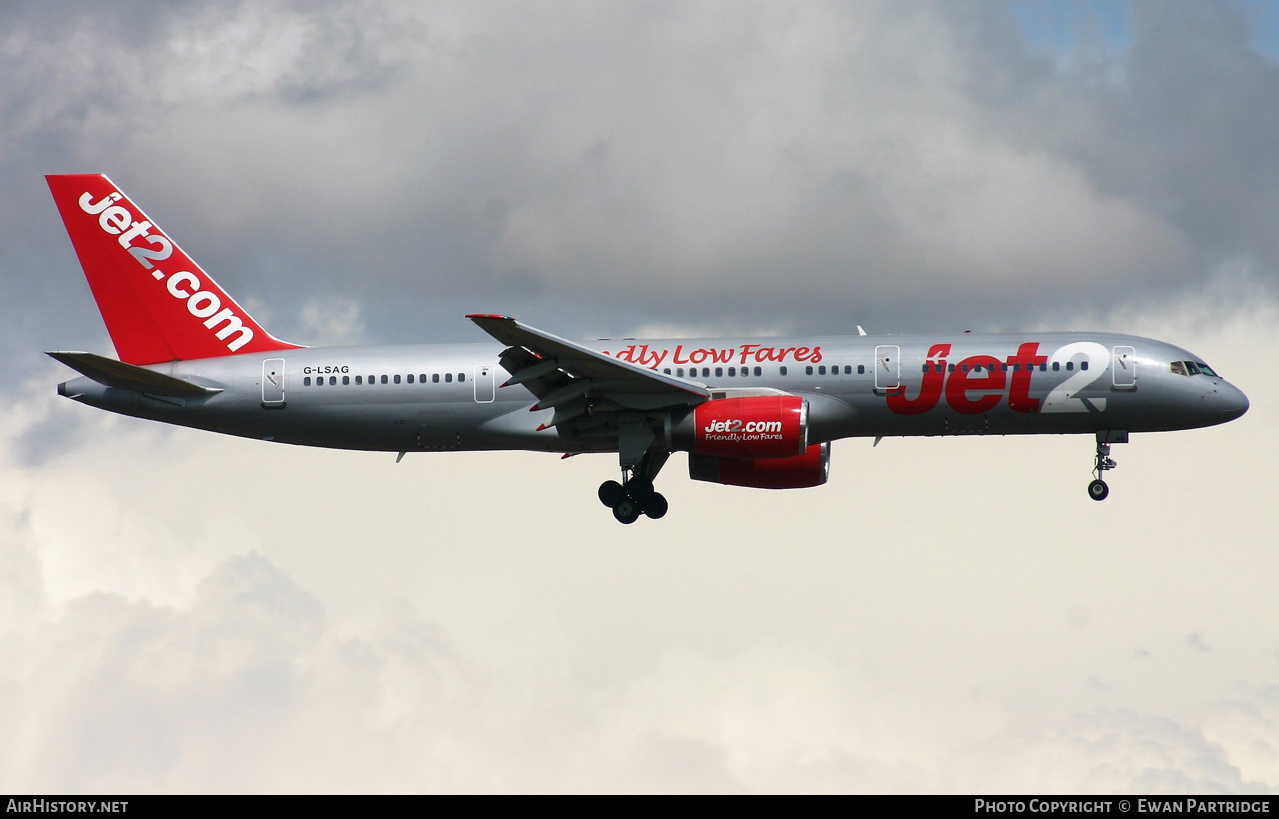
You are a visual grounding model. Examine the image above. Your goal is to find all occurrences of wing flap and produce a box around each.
[467,315,709,407]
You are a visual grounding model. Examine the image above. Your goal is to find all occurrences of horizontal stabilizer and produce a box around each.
[47,351,220,398]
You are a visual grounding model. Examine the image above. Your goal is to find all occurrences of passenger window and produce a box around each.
[380,375,388,384]
[329,376,336,385]
[754,367,762,376]
[1065,362,1074,371]
[1039,364,1047,372]
[858,365,866,375]
[922,364,929,373]
[459,373,466,382]
[343,376,350,385]
[805,366,814,375]
[677,368,684,377]
[703,368,710,377]
[728,367,736,377]
[663,368,671,375]
[394,374,401,384]
[432,374,440,383]
[961,364,969,373]
[780,366,788,376]
[1000,363,1008,372]
[420,374,427,382]
[304,377,311,386]
[445,373,452,383]
[817,365,826,375]
[948,363,956,373]
[1013,363,1021,372]
[1052,362,1060,372]
[715,367,723,377]
[1081,361,1089,371]
[407,374,414,384]
[355,376,362,385]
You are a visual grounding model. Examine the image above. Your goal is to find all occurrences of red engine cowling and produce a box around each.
[689,442,831,489]
[671,395,808,460]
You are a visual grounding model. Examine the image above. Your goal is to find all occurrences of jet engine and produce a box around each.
[689,442,831,489]
[667,395,808,460]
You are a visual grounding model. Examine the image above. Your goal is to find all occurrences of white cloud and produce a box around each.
[2,297,1277,792]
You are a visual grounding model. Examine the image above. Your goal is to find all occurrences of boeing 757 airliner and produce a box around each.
[46,175,1250,523]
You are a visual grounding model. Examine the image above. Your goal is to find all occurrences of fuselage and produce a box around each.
[58,331,1250,455]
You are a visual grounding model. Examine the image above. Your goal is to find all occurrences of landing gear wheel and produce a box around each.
[1088,433,1122,503]
[627,477,654,499]
[604,450,672,523]
[612,497,641,524]
[598,480,626,508]
[641,492,668,519]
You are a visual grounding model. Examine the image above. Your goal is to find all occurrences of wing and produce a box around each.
[466,314,709,436]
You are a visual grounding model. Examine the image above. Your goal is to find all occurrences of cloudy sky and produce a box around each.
[1,0,1277,793]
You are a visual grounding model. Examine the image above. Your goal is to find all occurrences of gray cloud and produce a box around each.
[5,0,1279,357]
[1188,633,1214,654]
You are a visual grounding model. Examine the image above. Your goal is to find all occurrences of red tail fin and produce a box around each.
[47,174,301,365]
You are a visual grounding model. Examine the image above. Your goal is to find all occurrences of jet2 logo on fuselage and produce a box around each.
[887,342,1111,416]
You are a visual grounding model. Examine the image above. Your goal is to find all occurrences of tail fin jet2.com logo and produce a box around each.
[78,190,255,352]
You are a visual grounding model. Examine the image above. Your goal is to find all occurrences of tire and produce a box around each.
[1088,479,1109,501]
[598,480,626,507]
[642,492,669,519]
[613,499,641,524]
[626,477,654,500]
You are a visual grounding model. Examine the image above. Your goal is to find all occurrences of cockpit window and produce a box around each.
[1170,360,1221,378]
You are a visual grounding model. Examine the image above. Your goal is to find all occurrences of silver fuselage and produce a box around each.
[57,332,1250,454]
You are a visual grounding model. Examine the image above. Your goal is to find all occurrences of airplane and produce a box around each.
[45,174,1250,523]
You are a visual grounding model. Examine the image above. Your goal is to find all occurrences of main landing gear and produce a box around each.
[599,450,670,524]
[1088,430,1127,502]
[598,476,668,524]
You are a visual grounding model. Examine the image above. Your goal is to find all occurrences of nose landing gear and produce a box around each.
[1088,430,1127,501]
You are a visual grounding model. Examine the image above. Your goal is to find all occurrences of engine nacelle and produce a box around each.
[689,442,831,489]
[669,395,808,460]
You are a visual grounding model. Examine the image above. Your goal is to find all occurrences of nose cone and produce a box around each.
[1221,382,1250,420]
